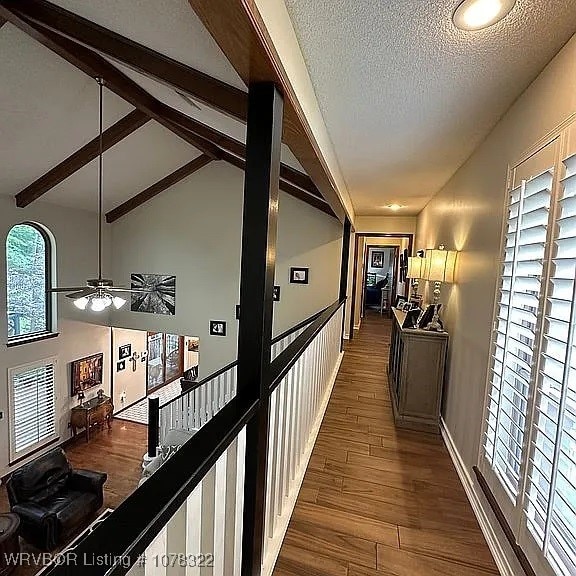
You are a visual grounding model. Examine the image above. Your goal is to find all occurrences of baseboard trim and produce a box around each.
[262,351,344,576]
[440,418,515,576]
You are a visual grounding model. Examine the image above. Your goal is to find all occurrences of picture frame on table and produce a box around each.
[394,295,406,309]
[418,304,441,330]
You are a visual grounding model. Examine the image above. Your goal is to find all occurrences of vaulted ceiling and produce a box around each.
[284,0,576,215]
[0,0,328,220]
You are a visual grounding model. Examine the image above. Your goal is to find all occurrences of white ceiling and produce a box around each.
[284,0,576,216]
[0,0,303,215]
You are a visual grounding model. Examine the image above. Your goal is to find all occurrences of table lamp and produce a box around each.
[423,245,457,331]
[406,256,426,300]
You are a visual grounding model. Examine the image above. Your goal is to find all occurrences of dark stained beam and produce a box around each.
[187,0,349,222]
[218,149,334,217]
[160,106,325,200]
[0,2,335,218]
[0,0,247,121]
[15,110,150,207]
[105,154,212,223]
[0,6,221,160]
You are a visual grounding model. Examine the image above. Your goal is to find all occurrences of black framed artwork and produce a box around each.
[273,285,281,301]
[117,360,126,372]
[119,344,131,360]
[290,267,309,284]
[371,251,385,268]
[210,321,227,336]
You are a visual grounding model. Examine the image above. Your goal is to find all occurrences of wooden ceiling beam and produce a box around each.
[0,0,248,121]
[105,154,213,223]
[0,2,335,218]
[159,105,325,201]
[218,149,334,217]
[16,109,150,207]
[187,0,348,222]
[0,6,222,160]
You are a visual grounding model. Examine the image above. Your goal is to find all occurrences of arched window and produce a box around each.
[6,223,53,341]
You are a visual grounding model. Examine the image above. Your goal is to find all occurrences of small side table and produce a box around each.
[70,395,113,442]
[0,513,20,576]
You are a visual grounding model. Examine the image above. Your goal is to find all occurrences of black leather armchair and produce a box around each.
[6,448,107,550]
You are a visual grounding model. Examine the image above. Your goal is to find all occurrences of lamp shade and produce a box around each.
[425,248,457,283]
[406,257,425,279]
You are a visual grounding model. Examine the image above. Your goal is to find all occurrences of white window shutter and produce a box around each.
[9,358,57,461]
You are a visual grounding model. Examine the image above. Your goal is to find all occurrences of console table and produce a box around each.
[70,395,113,442]
[388,309,448,433]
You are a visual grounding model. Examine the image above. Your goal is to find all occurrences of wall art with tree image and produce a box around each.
[130,274,176,315]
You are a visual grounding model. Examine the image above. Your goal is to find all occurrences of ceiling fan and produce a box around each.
[49,78,148,312]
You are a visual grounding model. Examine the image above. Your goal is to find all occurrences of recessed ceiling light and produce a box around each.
[453,0,516,31]
[387,204,403,211]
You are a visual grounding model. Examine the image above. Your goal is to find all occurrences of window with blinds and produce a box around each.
[8,358,57,461]
[482,134,576,576]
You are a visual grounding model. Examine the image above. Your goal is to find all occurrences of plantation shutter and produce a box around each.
[484,162,554,503]
[9,358,57,460]
[524,150,576,576]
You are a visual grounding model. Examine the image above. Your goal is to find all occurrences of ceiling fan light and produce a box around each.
[112,296,127,310]
[90,295,110,312]
[74,297,89,310]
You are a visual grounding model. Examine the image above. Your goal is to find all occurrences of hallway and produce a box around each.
[272,312,499,576]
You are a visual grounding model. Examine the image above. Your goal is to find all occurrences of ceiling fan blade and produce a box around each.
[65,288,97,300]
[108,287,151,294]
[48,287,88,293]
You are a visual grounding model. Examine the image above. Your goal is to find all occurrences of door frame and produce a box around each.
[361,244,397,317]
[349,233,414,340]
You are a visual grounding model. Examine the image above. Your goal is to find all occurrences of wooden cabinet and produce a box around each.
[70,396,113,441]
[388,309,448,433]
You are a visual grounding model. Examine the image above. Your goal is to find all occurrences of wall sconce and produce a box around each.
[406,256,426,300]
[423,245,458,331]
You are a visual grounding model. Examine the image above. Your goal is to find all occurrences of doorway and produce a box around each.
[361,245,397,317]
[349,233,413,340]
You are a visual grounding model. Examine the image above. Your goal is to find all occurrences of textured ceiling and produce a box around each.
[284,0,576,216]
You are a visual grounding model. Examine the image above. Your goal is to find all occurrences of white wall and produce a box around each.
[0,197,112,475]
[415,33,576,575]
[111,327,147,413]
[110,162,343,378]
[274,193,342,336]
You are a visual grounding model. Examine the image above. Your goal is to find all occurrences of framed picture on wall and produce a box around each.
[71,353,103,396]
[371,251,385,268]
[290,267,309,284]
[119,344,131,360]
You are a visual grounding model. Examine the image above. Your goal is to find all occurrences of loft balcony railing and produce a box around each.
[37,298,345,576]
[147,307,326,454]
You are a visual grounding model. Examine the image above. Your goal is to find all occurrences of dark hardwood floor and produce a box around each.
[272,311,500,576]
[0,420,146,575]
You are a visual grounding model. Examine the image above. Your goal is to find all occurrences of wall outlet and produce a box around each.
[120,391,126,404]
